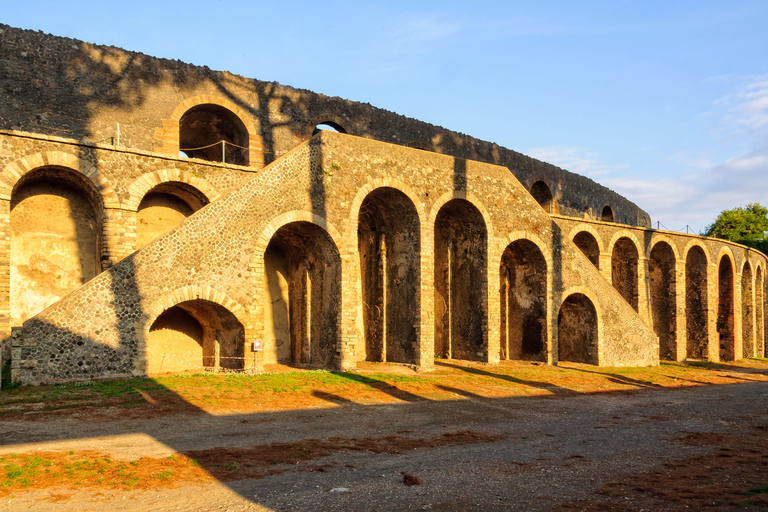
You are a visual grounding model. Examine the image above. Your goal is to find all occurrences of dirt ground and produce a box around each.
[1,359,768,511]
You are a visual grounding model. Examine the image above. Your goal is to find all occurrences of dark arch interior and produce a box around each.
[611,237,639,311]
[434,199,488,361]
[264,221,341,368]
[649,242,677,361]
[148,299,245,374]
[573,231,600,268]
[757,267,765,357]
[601,205,614,222]
[530,181,554,212]
[685,246,709,359]
[500,239,547,361]
[312,121,347,136]
[558,293,598,365]
[358,188,421,364]
[718,256,735,361]
[742,261,754,358]
[179,104,249,165]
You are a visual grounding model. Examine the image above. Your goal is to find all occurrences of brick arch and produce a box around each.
[124,170,220,211]
[144,285,247,335]
[306,113,353,137]
[716,245,737,273]
[0,151,119,208]
[682,239,710,266]
[606,230,643,259]
[556,286,604,366]
[567,224,605,254]
[347,179,427,240]
[500,231,553,275]
[249,211,346,285]
[428,191,495,240]
[158,94,262,166]
[649,234,681,261]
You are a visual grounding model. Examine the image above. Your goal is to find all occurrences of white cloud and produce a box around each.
[525,146,623,177]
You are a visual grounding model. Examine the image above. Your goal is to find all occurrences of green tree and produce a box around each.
[703,203,768,253]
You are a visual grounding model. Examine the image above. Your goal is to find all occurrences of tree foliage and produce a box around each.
[703,203,768,253]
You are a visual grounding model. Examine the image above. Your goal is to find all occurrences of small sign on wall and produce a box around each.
[252,340,263,352]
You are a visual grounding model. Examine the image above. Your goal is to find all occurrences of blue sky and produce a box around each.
[4,1,768,232]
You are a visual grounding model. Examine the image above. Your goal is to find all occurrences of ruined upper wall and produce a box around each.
[0,24,650,227]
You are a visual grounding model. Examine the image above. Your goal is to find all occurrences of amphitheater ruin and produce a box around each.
[0,25,765,385]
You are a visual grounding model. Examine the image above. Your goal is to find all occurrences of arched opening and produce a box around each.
[147,299,245,374]
[718,255,735,361]
[10,167,102,325]
[136,182,209,249]
[757,267,765,357]
[312,122,347,136]
[572,231,600,268]
[499,240,547,361]
[685,246,708,359]
[611,237,639,311]
[358,188,420,364]
[434,199,487,361]
[179,104,249,165]
[601,205,614,222]
[263,221,341,368]
[557,293,598,365]
[530,181,554,213]
[649,242,677,360]
[742,262,754,358]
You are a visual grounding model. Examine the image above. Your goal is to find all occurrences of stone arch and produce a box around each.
[529,179,555,213]
[144,287,247,375]
[9,165,107,326]
[742,260,754,358]
[124,170,219,212]
[609,235,640,311]
[357,187,421,364]
[428,191,495,240]
[499,237,548,361]
[600,204,614,222]
[572,230,601,268]
[649,240,677,360]
[433,197,488,361]
[307,113,351,137]
[717,250,736,361]
[348,179,427,233]
[160,94,261,166]
[557,291,600,365]
[684,243,709,359]
[0,151,119,207]
[756,264,765,357]
[258,215,342,368]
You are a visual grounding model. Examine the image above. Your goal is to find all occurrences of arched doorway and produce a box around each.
[718,255,735,361]
[611,237,639,311]
[263,221,341,368]
[10,167,102,325]
[649,242,677,360]
[358,188,420,364]
[500,240,547,361]
[558,293,598,365]
[601,205,614,222]
[742,261,754,358]
[530,181,554,213]
[757,266,765,357]
[573,231,600,268]
[147,299,245,374]
[179,104,249,165]
[136,182,209,249]
[685,246,708,359]
[312,121,347,135]
[434,199,487,361]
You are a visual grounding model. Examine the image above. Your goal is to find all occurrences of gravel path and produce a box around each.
[3,380,767,511]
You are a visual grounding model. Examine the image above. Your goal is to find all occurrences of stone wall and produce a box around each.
[12,131,663,384]
[0,24,649,229]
